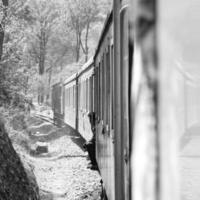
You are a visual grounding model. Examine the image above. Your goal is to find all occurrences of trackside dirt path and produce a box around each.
[26,115,101,200]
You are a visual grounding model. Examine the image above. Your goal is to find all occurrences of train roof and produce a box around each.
[63,58,94,85]
[58,12,113,86]
[52,82,62,87]
[63,72,77,86]
[94,11,113,59]
[77,57,94,77]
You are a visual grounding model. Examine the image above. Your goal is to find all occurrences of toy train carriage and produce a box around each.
[77,58,95,141]
[93,12,115,200]
[63,58,95,142]
[63,73,77,130]
[94,2,130,198]
[51,82,64,127]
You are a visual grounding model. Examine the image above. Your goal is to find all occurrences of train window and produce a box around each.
[83,81,85,110]
[86,79,90,112]
[67,88,69,107]
[98,63,101,120]
[74,85,75,109]
[82,82,83,110]
[67,88,68,107]
[90,77,92,112]
[90,78,91,112]
[65,88,67,107]
[71,87,73,108]
[87,79,88,111]
[79,84,81,110]
[84,80,86,111]
[100,60,103,120]
[106,47,110,126]
[104,52,107,125]
[85,80,86,111]
[72,86,74,109]
[91,76,93,112]
[74,85,76,110]
[68,88,70,108]
[92,76,95,112]
[60,85,63,114]
[157,0,200,199]
[81,81,83,110]
[73,86,74,109]
[102,55,105,123]
[80,83,82,110]
[78,83,80,110]
[111,45,114,129]
[70,88,71,108]
[65,89,68,107]
[73,85,75,108]
[81,82,83,110]
[86,79,89,112]
[68,88,69,108]
[69,87,71,108]
[88,78,90,112]
[96,64,100,119]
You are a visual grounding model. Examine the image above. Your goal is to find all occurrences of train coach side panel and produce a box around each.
[52,83,64,126]
[94,14,115,200]
[64,81,76,130]
[77,65,94,141]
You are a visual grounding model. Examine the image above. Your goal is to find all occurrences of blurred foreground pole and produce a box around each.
[129,0,160,200]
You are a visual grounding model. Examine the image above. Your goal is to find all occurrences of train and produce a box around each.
[52,0,200,200]
[52,8,128,199]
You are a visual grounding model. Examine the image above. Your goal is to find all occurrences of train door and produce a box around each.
[120,2,130,200]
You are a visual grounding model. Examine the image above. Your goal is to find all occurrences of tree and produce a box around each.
[0,0,36,107]
[0,0,8,60]
[25,0,60,104]
[0,1,40,199]
[66,0,101,62]
[28,0,59,75]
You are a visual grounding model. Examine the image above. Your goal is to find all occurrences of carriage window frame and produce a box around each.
[98,63,101,121]
[86,79,88,112]
[106,46,111,127]
[103,52,107,125]
[100,59,103,121]
[111,45,114,129]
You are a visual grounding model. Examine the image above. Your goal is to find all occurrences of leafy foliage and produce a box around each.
[0,0,112,108]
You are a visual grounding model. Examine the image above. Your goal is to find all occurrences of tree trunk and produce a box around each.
[84,22,90,62]
[39,30,46,75]
[0,0,8,61]
[0,24,5,61]
[38,26,47,104]
[75,29,82,62]
[80,22,90,62]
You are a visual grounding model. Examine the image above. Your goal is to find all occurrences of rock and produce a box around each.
[36,142,48,154]
[0,118,40,200]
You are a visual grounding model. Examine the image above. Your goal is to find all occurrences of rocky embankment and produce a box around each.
[1,108,102,200]
[0,118,40,200]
